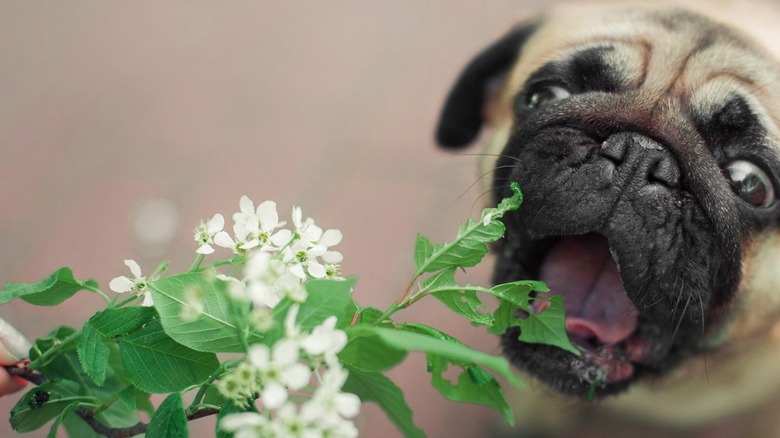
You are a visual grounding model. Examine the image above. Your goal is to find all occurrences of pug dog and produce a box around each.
[435,1,780,433]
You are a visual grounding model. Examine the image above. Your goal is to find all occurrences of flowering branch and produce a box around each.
[0,188,575,438]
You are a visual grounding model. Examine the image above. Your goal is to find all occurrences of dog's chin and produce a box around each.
[500,233,689,399]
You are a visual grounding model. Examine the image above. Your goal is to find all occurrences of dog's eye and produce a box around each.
[525,85,571,109]
[725,160,775,207]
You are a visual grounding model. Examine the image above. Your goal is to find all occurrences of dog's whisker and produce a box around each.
[457,165,518,202]
[448,151,525,164]
[470,186,505,216]
[670,294,691,345]
[697,289,710,384]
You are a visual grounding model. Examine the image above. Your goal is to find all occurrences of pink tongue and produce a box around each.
[540,234,639,345]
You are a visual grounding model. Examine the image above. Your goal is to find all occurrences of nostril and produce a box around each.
[649,155,680,187]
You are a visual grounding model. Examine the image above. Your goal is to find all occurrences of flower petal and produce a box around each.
[289,263,307,280]
[196,244,215,255]
[308,245,327,257]
[261,382,287,410]
[219,412,266,431]
[282,363,311,390]
[292,206,302,228]
[124,260,142,278]
[248,344,270,369]
[239,195,254,216]
[308,262,326,279]
[334,392,361,418]
[109,276,134,293]
[273,339,300,365]
[319,229,343,247]
[141,291,155,307]
[214,231,235,248]
[257,201,279,229]
[208,213,225,233]
[271,229,293,247]
[240,239,260,251]
[322,251,343,264]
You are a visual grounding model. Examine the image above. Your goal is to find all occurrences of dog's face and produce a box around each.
[437,5,780,402]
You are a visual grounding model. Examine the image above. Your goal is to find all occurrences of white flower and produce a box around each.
[220,412,271,438]
[231,196,288,250]
[302,366,360,422]
[248,339,310,409]
[318,228,344,264]
[283,207,344,279]
[214,219,260,255]
[233,195,260,229]
[300,316,347,366]
[193,213,225,255]
[291,206,323,246]
[318,414,359,438]
[272,403,322,438]
[244,252,306,308]
[109,260,154,306]
[283,244,325,279]
[256,200,287,247]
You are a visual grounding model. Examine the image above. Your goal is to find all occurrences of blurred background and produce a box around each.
[0,1,551,436]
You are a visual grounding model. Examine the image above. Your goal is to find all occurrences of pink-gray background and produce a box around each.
[0,1,549,437]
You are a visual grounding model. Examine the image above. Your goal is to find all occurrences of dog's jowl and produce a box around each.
[436,2,780,433]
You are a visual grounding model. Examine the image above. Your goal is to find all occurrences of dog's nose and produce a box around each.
[602,132,681,188]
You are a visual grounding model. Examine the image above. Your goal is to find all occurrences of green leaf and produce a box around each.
[412,183,522,276]
[412,235,435,272]
[342,366,425,438]
[298,277,356,329]
[346,325,524,390]
[0,267,99,306]
[398,323,513,423]
[490,283,578,356]
[148,272,258,353]
[266,277,357,344]
[146,393,188,438]
[78,322,109,386]
[118,318,220,393]
[9,380,95,433]
[339,329,407,372]
[426,269,494,327]
[78,307,157,385]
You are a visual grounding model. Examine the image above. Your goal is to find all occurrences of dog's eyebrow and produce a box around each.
[523,45,624,93]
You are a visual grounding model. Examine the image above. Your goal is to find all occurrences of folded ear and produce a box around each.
[435,21,541,148]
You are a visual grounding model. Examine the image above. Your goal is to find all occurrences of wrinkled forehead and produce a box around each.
[506,7,780,130]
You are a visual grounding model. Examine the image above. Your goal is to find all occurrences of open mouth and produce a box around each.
[504,233,664,396]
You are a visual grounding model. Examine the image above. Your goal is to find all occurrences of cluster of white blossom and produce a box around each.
[109,196,344,309]
[109,196,358,437]
[218,305,358,438]
[196,196,357,437]
[198,196,345,325]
